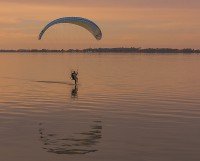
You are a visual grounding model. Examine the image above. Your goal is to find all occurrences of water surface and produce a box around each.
[0,53,200,161]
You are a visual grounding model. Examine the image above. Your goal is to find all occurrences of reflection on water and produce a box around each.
[38,121,102,154]
[71,85,78,99]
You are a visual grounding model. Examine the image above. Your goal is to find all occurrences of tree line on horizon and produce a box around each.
[0,47,200,53]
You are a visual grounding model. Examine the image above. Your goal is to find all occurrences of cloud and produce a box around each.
[1,0,200,8]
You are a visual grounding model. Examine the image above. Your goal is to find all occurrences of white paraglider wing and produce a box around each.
[38,17,102,40]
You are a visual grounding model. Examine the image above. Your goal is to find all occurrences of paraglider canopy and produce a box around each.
[38,17,102,40]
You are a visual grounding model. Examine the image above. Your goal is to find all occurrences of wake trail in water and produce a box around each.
[34,80,75,86]
[0,76,76,86]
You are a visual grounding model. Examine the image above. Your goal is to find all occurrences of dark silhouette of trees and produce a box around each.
[0,47,200,53]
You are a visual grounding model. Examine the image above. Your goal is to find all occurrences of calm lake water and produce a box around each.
[0,52,200,161]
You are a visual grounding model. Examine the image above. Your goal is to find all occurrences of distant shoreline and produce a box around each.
[0,47,200,53]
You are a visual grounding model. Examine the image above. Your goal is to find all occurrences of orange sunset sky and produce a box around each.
[0,0,200,49]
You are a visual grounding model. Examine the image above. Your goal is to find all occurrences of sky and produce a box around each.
[0,0,200,49]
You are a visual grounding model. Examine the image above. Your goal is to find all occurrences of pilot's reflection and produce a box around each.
[71,85,78,99]
[39,121,102,154]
